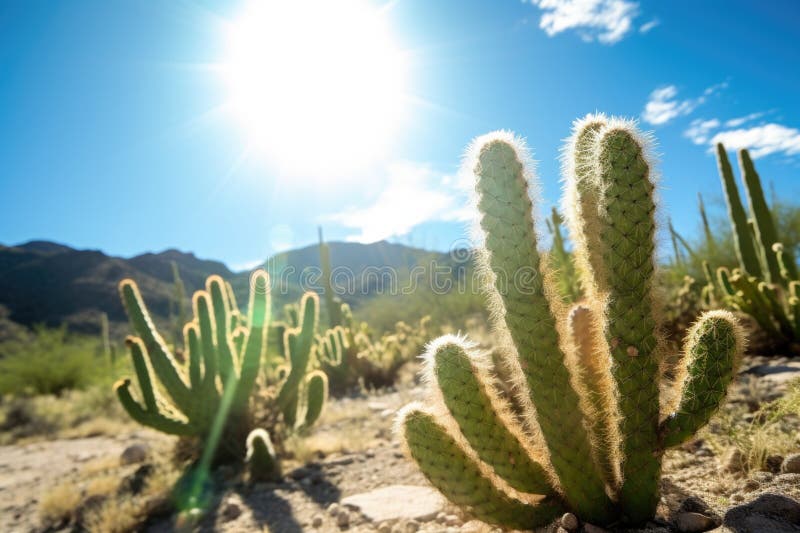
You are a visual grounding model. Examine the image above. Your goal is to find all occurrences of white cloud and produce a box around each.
[684,118,721,145]
[231,259,264,272]
[724,112,764,128]
[639,18,659,33]
[710,124,800,159]
[641,82,726,125]
[324,161,471,243]
[683,114,800,160]
[527,0,640,44]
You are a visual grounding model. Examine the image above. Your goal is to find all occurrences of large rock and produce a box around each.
[722,494,800,533]
[341,485,446,523]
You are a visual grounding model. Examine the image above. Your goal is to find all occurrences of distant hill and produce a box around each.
[0,239,470,334]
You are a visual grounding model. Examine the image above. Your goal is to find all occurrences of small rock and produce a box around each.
[120,443,148,465]
[560,512,579,531]
[220,501,241,522]
[290,467,310,480]
[781,454,800,473]
[444,514,459,526]
[766,454,784,473]
[336,509,350,528]
[436,512,447,523]
[723,448,747,473]
[675,511,716,532]
[311,515,323,528]
[743,479,760,492]
[378,523,392,533]
[328,503,341,516]
[404,519,420,532]
[341,485,446,523]
[460,520,485,532]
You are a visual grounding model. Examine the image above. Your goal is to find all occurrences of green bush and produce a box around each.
[0,326,106,396]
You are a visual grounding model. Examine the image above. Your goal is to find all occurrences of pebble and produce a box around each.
[404,520,420,532]
[311,515,323,528]
[336,509,350,528]
[742,479,760,492]
[781,453,800,473]
[328,503,341,517]
[560,512,579,532]
[443,514,460,526]
[675,511,716,532]
[722,448,746,473]
[378,524,391,533]
[766,454,785,473]
[120,443,148,465]
[220,501,241,522]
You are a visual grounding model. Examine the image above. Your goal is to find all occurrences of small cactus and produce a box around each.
[115,272,327,471]
[397,117,745,528]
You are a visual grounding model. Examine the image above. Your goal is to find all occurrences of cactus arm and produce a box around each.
[119,280,192,413]
[698,193,717,256]
[739,149,782,284]
[193,292,219,398]
[302,371,328,427]
[567,305,620,489]
[185,323,202,390]
[126,336,158,412]
[758,282,795,339]
[472,135,611,521]
[660,311,743,448]
[429,338,555,495]
[207,276,236,384]
[716,144,762,277]
[585,124,662,522]
[246,429,281,481]
[233,270,270,412]
[400,406,565,529]
[114,379,194,436]
[277,293,319,427]
[774,243,799,283]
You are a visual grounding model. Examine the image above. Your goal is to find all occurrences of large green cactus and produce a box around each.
[115,272,327,474]
[397,117,745,528]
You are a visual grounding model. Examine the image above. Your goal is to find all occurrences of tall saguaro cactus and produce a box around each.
[397,117,745,528]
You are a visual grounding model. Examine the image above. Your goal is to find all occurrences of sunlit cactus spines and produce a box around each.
[397,117,746,529]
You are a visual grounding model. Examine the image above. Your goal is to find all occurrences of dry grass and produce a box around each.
[39,481,82,526]
[84,462,180,533]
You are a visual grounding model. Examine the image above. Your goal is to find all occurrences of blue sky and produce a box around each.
[1,0,799,270]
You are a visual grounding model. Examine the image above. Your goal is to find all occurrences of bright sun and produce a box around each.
[222,0,409,176]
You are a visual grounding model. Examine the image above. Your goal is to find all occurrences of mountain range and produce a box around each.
[0,239,463,334]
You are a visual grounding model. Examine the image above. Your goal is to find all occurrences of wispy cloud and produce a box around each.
[685,113,800,159]
[641,82,727,125]
[639,18,659,33]
[724,112,765,128]
[324,161,471,243]
[684,118,721,145]
[526,0,640,44]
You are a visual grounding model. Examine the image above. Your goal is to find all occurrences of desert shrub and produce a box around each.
[0,326,108,396]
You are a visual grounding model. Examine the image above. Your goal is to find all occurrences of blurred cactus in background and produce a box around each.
[711,144,800,351]
[397,116,746,528]
[115,272,327,480]
[544,207,582,303]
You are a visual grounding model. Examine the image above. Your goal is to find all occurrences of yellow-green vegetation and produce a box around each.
[0,326,111,396]
[397,116,746,528]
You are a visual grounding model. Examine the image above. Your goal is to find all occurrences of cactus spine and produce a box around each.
[397,117,745,528]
